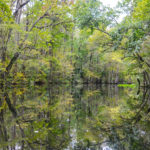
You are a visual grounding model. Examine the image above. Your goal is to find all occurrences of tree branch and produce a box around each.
[5,52,20,77]
[29,6,51,31]
[135,52,150,68]
[95,26,111,37]
[36,20,74,29]
[13,0,30,17]
[3,7,51,79]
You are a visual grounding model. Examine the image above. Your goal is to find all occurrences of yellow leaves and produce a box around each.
[24,40,32,46]
[111,52,122,63]
[52,53,74,77]
[141,36,150,59]
[30,49,41,56]
[102,51,124,71]
[16,72,24,78]
[133,0,150,21]
[120,37,128,47]
[84,69,100,79]
[38,101,49,111]
[0,0,12,22]
[13,72,26,83]
[87,30,110,50]
[98,105,130,126]
[110,107,121,124]
[84,90,99,98]
[40,59,49,67]
[0,100,7,111]
[110,107,120,114]
[16,90,23,96]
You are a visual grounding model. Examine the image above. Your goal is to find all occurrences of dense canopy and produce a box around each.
[0,0,149,86]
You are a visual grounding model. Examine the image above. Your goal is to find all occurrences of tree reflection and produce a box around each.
[0,85,149,150]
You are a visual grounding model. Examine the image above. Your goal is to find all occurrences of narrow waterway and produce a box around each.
[0,85,149,150]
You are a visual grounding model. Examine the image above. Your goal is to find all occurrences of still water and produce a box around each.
[0,85,150,150]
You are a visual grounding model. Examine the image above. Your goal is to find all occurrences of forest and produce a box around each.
[0,0,150,149]
[0,0,150,86]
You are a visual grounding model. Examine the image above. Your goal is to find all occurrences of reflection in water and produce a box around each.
[0,85,149,150]
[101,144,112,150]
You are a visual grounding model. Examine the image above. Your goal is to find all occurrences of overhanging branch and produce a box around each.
[13,0,30,17]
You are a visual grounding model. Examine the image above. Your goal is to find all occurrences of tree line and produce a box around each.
[0,0,150,87]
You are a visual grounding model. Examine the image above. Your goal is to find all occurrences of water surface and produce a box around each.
[0,85,149,150]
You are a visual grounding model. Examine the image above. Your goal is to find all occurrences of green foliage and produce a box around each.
[74,0,117,30]
[0,0,12,22]
[0,0,150,86]
[0,0,150,149]
[118,84,136,88]
[74,0,101,29]
[133,0,150,21]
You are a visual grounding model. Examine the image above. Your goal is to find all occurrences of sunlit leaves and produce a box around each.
[133,0,150,21]
[0,0,12,22]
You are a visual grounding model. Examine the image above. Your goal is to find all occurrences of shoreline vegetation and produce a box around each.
[0,0,150,88]
[0,1,150,149]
